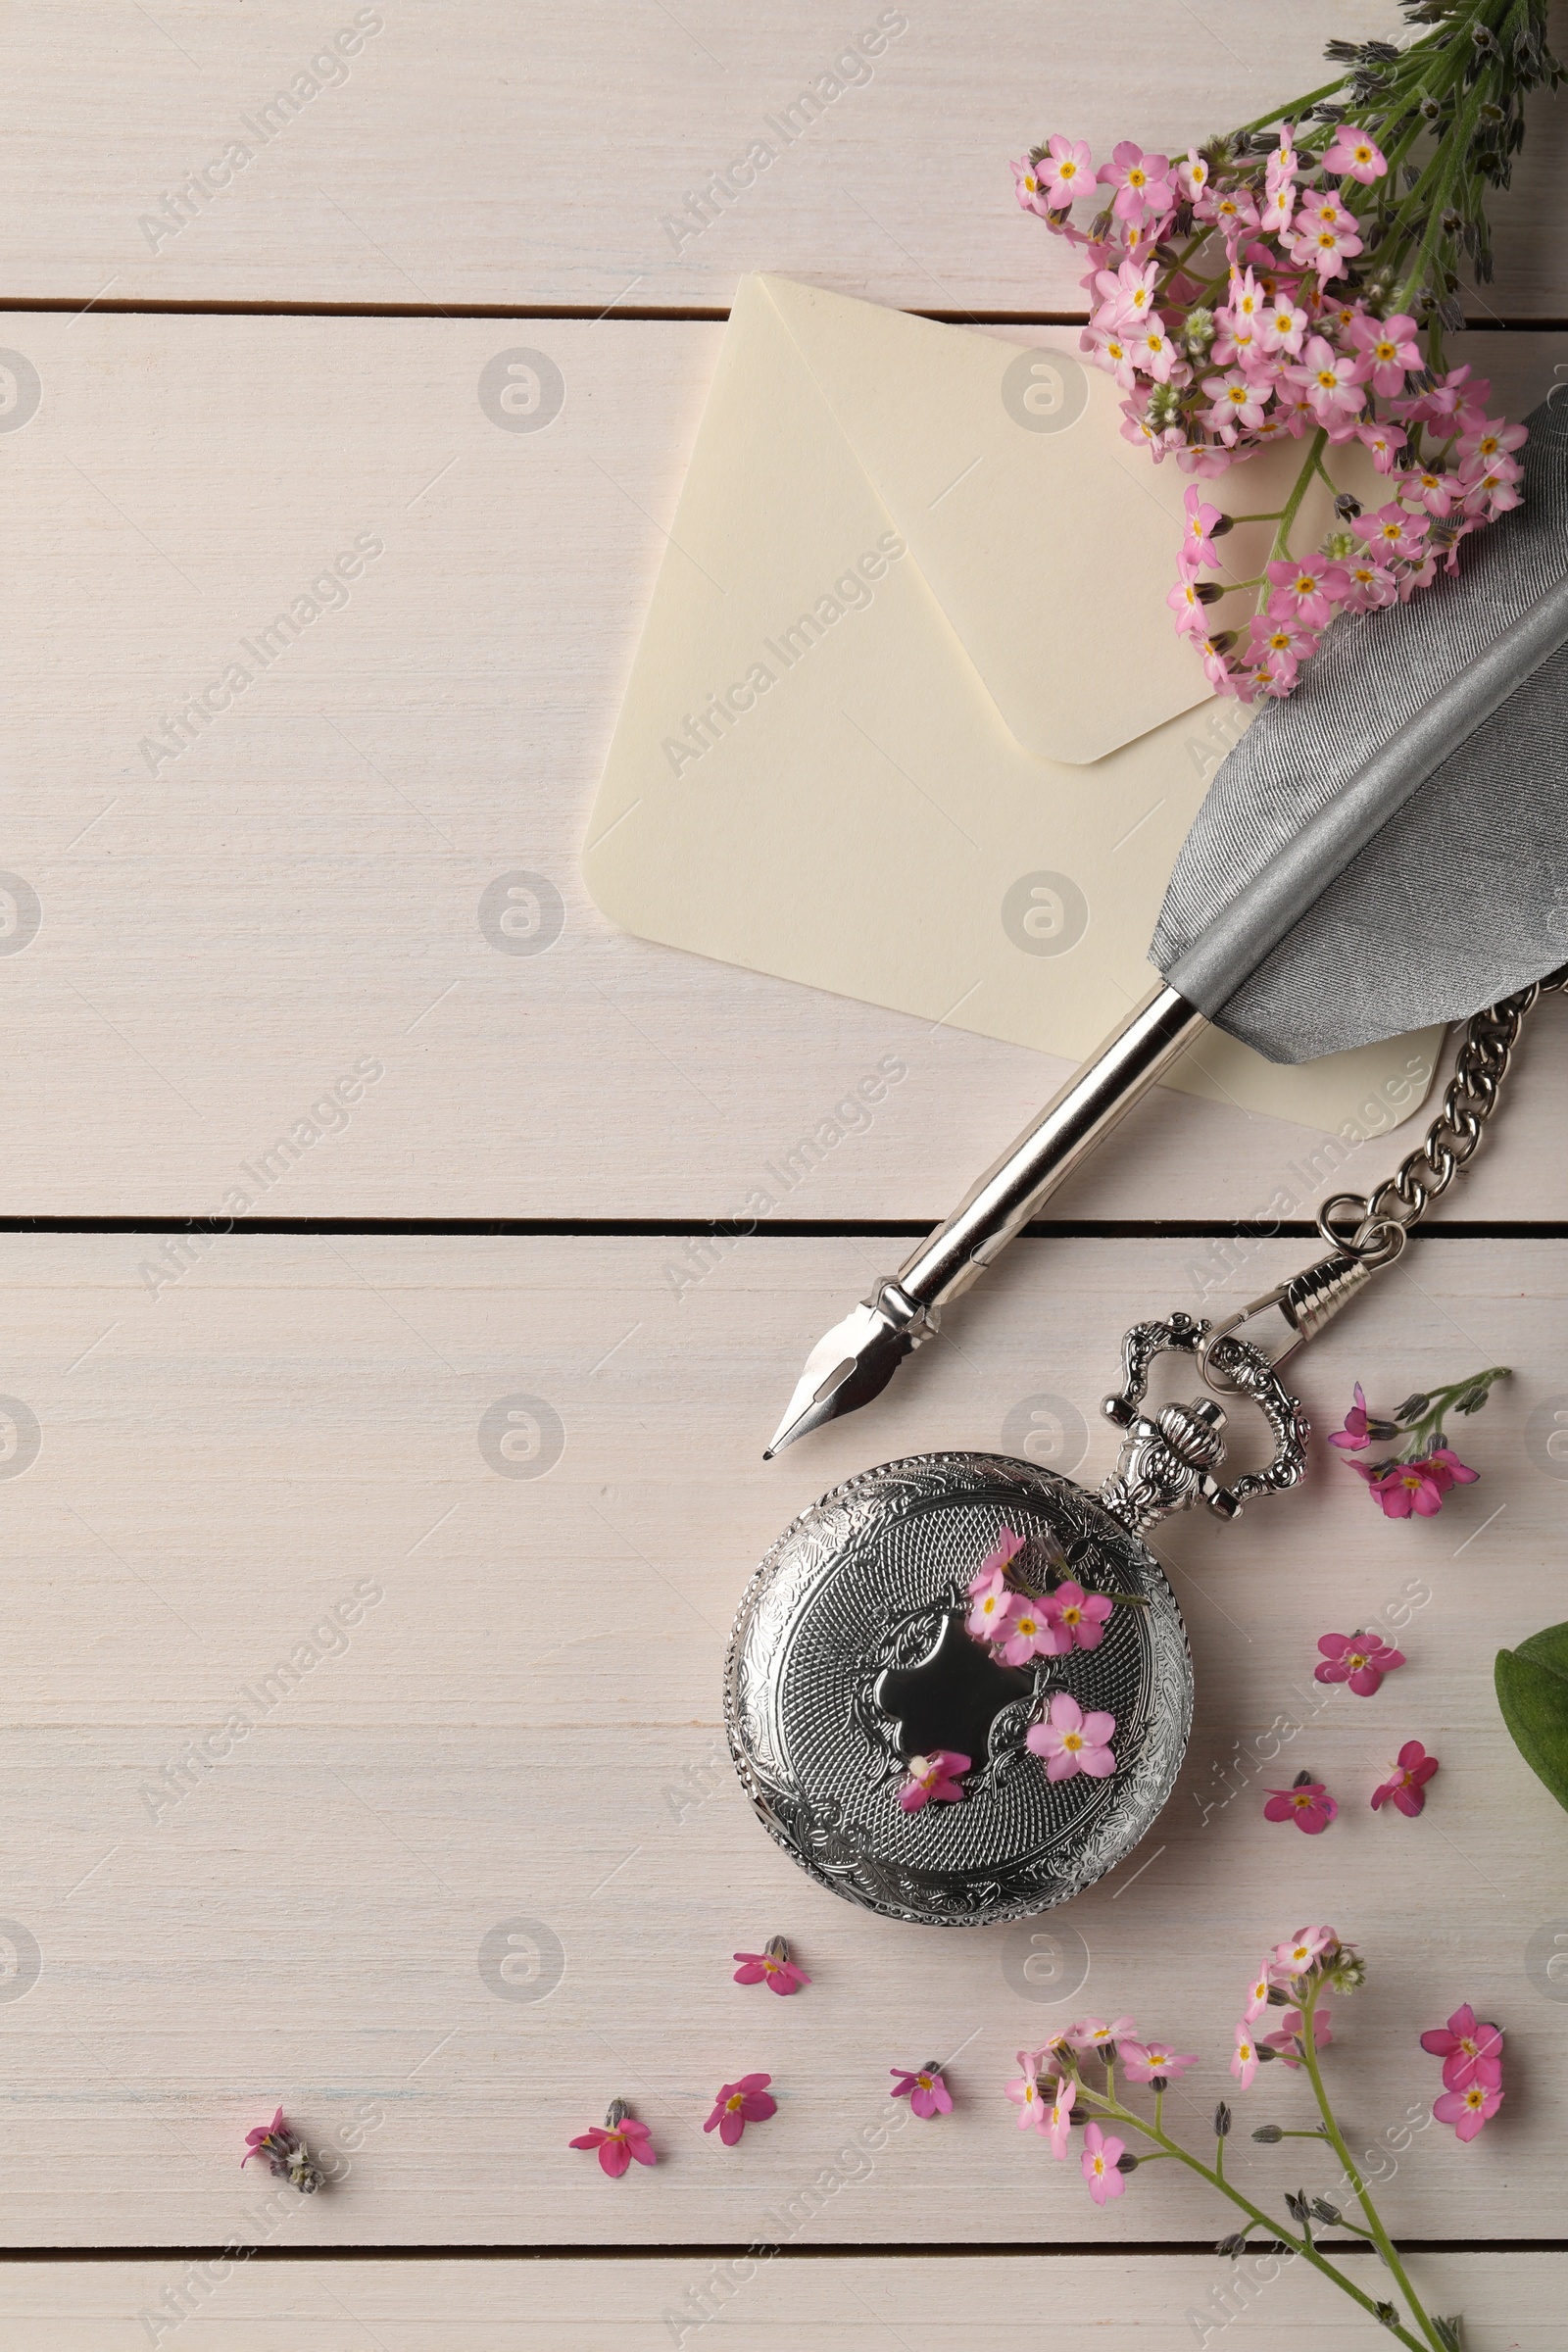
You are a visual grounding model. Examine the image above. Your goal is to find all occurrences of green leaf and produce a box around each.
[1516,1619,1568,1680]
[1494,1625,1568,1814]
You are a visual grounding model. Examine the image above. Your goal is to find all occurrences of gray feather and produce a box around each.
[1150,397,1568,1062]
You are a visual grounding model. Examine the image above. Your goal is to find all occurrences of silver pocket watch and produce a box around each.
[725,1305,1313,1928]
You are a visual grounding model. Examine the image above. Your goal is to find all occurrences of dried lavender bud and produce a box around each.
[1251,2124,1285,2142]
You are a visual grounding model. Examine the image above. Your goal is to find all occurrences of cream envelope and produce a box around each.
[583,273,1442,1135]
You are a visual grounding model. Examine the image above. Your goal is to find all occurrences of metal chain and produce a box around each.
[1316,965,1568,1262]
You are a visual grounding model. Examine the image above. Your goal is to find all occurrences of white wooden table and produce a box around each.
[0,7,1564,2344]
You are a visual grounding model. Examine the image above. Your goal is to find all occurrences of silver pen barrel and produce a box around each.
[765,983,1205,1455]
[895,982,1205,1319]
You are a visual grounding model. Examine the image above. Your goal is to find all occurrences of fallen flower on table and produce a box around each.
[704,2074,776,2146]
[241,2107,322,2194]
[1014,1924,1501,2349]
[1026,1691,1117,1782]
[1263,1770,1337,1834]
[1353,1448,1478,1519]
[891,2062,953,2119]
[1334,1366,1507,1518]
[1421,2003,1503,2092]
[1328,1382,1398,1452]
[732,1935,809,1995]
[899,1749,970,1812]
[1434,2077,1504,2141]
[569,2098,657,2178]
[1371,1740,1439,1817]
[1315,1630,1405,1695]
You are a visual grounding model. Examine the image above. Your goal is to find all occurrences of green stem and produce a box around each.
[1296,1980,1445,2352]
[1070,2078,1432,2352]
[1269,427,1328,562]
[1252,427,1329,613]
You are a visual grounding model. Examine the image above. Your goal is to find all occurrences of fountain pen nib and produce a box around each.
[764,1297,915,1459]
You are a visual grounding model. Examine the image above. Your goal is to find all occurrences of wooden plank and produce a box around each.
[3,309,1565,1219]
[0,1233,1561,2244]
[4,3,1566,318]
[0,2251,1554,2349]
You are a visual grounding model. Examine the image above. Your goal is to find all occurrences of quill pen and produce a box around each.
[769,396,1568,1455]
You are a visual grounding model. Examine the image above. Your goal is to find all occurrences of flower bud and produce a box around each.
[1312,2197,1346,2227]
[1215,2231,1247,2259]
[1322,530,1357,562]
[1089,207,1116,243]
[1116,2152,1139,2172]
[1213,2102,1232,2137]
[1334,492,1363,521]
[1376,2302,1402,2331]
[1251,2123,1285,2142]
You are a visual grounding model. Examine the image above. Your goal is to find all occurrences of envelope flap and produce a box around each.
[758,273,1209,765]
